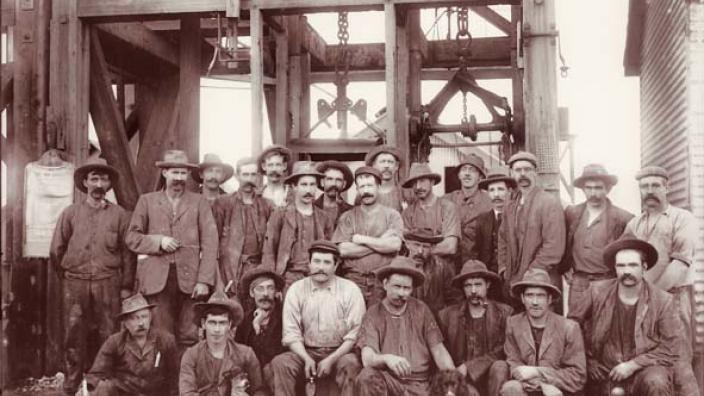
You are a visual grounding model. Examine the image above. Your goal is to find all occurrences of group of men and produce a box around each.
[49,142,699,396]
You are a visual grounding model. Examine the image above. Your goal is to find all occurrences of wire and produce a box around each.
[424,8,450,38]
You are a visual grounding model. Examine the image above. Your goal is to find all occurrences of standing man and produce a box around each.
[315,160,354,228]
[562,164,633,322]
[269,240,364,396]
[258,144,293,208]
[438,260,513,396]
[443,153,493,266]
[180,290,266,396]
[333,166,404,305]
[573,236,680,396]
[498,151,566,309]
[624,165,700,396]
[355,257,456,395]
[50,158,136,395]
[126,150,218,350]
[361,145,406,212]
[84,293,179,396]
[262,161,336,288]
[212,157,273,297]
[193,153,234,204]
[501,268,586,396]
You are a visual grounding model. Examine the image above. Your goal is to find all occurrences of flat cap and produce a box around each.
[635,166,668,181]
[355,166,382,182]
[308,239,339,257]
[507,151,538,168]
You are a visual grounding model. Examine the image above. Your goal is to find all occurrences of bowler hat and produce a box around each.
[573,164,617,189]
[308,239,340,257]
[456,154,486,178]
[507,151,538,169]
[258,145,293,174]
[117,293,156,319]
[603,234,658,270]
[192,153,234,184]
[316,160,354,192]
[478,167,517,190]
[241,266,285,292]
[74,157,119,193]
[155,149,198,169]
[194,290,245,326]
[404,228,444,244]
[354,166,382,183]
[376,256,426,287]
[510,268,561,298]
[401,163,441,188]
[451,260,500,289]
[284,161,323,185]
[364,145,402,166]
[635,165,668,181]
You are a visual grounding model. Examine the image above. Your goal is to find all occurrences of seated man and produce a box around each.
[84,294,179,396]
[439,260,512,396]
[502,268,586,396]
[180,290,266,396]
[269,240,365,396]
[574,236,680,396]
[235,266,286,368]
[355,256,456,395]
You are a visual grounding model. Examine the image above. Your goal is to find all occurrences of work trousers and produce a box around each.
[345,270,385,307]
[145,267,198,349]
[62,276,121,394]
[567,274,613,322]
[269,348,360,396]
[466,360,510,396]
[671,285,700,396]
[355,367,430,396]
[500,380,580,396]
[587,365,673,396]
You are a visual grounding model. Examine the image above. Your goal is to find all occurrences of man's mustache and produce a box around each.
[414,189,428,194]
[91,187,106,195]
[257,296,274,304]
[491,198,504,204]
[240,181,256,188]
[310,271,326,276]
[587,196,602,203]
[518,176,531,184]
[360,193,374,199]
[324,186,340,193]
[643,193,660,203]
[303,193,315,199]
[267,171,282,178]
[619,274,636,282]
[171,180,186,186]
[205,177,219,184]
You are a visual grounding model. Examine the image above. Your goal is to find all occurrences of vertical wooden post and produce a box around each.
[510,5,525,150]
[384,2,397,148]
[385,2,409,173]
[300,52,311,141]
[179,15,201,163]
[250,6,264,156]
[274,28,289,145]
[407,10,422,115]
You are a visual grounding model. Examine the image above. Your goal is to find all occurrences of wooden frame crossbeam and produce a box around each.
[95,22,179,66]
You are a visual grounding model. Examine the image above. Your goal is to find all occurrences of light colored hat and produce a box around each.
[478,167,516,190]
[573,164,617,188]
[510,268,561,298]
[194,290,245,326]
[507,151,538,169]
[401,162,441,188]
[117,293,156,318]
[74,157,119,193]
[635,165,668,181]
[456,153,486,178]
[284,161,323,185]
[193,153,234,184]
[155,149,198,169]
[376,256,426,287]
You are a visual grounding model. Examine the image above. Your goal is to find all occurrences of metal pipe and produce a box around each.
[427,122,505,134]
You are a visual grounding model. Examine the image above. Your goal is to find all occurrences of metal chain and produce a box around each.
[335,12,350,87]
[455,7,472,70]
[461,91,469,122]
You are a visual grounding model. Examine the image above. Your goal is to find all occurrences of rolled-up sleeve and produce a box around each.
[281,283,304,347]
[342,282,367,342]
[670,210,697,266]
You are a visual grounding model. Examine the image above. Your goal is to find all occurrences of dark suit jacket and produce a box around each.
[471,209,501,273]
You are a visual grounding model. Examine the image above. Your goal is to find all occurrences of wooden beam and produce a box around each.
[1,63,12,111]
[469,6,511,35]
[309,67,514,83]
[95,22,179,66]
[1,0,14,27]
[385,2,398,147]
[288,138,379,154]
[301,20,328,64]
[252,0,519,13]
[250,5,264,156]
[274,29,289,145]
[178,15,201,163]
[89,29,140,209]
[77,0,240,19]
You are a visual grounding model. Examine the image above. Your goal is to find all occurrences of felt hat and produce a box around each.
[308,239,340,257]
[354,166,382,183]
[478,167,517,190]
[404,228,444,244]
[192,153,234,184]
[635,165,668,181]
[401,162,441,188]
[284,161,324,185]
[257,145,293,175]
[456,154,486,178]
[510,268,561,298]
[155,149,198,169]
[364,145,402,166]
[573,164,618,189]
[507,151,538,169]
[241,266,285,292]
[603,234,658,270]
[117,293,156,319]
[74,157,119,193]
[194,290,245,326]
[451,260,500,289]
[316,160,354,192]
[375,256,426,287]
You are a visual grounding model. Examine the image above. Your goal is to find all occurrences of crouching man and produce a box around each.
[180,290,266,396]
[83,293,179,396]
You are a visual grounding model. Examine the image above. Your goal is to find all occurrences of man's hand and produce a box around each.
[303,356,317,379]
[160,236,181,252]
[456,363,468,378]
[513,366,540,381]
[317,356,336,378]
[120,288,132,299]
[609,361,640,382]
[351,234,366,245]
[384,355,412,378]
[191,282,209,299]
[587,359,609,382]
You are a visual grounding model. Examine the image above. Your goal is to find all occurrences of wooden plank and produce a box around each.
[274,29,289,145]
[77,0,236,18]
[95,22,179,66]
[300,52,311,139]
[250,5,264,156]
[289,55,303,142]
[253,0,519,12]
[469,6,512,35]
[301,20,328,64]
[395,10,410,166]
[288,138,379,153]
[310,67,514,83]
[89,29,141,209]
[1,63,12,111]
[1,0,14,27]
[178,15,201,163]
[385,2,398,147]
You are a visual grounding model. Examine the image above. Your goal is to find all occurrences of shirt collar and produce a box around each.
[311,276,337,293]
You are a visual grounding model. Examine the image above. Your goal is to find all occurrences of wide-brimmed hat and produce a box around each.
[155,149,198,169]
[603,234,658,270]
[635,165,668,181]
[194,290,245,326]
[573,164,618,189]
[316,160,354,192]
[241,266,284,292]
[192,153,234,184]
[308,239,340,257]
[510,268,561,298]
[117,293,156,319]
[364,145,402,166]
[456,154,486,178]
[404,228,443,244]
[478,167,517,190]
[354,166,382,183]
[401,163,441,188]
[507,151,538,169]
[451,260,500,289]
[376,256,426,287]
[284,161,324,185]
[74,157,119,193]
[258,145,293,175]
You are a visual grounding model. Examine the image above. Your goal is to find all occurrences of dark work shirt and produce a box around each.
[241,204,260,256]
[235,305,285,366]
[289,211,316,271]
[530,326,545,365]
[464,314,489,361]
[603,299,637,367]
[572,209,610,274]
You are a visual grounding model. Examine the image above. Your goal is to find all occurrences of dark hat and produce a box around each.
[194,290,245,326]
[635,166,668,181]
[376,256,426,287]
[258,145,293,174]
[364,145,402,166]
[74,157,119,193]
[603,234,658,270]
[155,149,198,169]
[404,228,444,244]
[316,160,354,192]
[478,167,517,190]
[507,151,538,169]
[510,268,561,298]
[117,293,156,319]
[354,166,382,183]
[241,266,284,292]
[573,164,618,189]
[308,239,340,257]
[401,162,441,188]
[192,153,235,184]
[451,260,500,289]
[284,161,323,185]
[456,154,486,178]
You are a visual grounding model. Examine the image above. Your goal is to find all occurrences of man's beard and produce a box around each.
[324,186,340,198]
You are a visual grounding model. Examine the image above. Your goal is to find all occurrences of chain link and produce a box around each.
[335,12,350,87]
[461,91,469,123]
[455,7,472,70]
